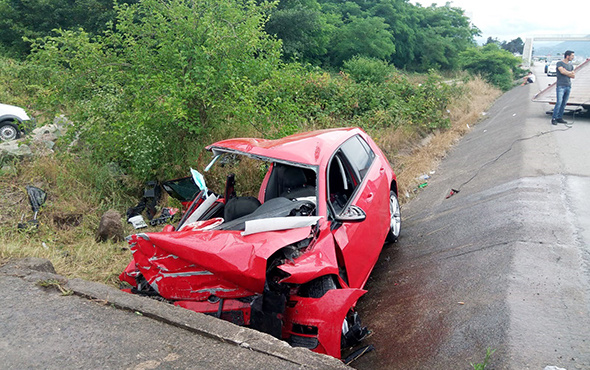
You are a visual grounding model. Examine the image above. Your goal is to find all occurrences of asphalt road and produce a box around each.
[353,64,590,369]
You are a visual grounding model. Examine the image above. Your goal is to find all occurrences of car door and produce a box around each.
[328,135,391,289]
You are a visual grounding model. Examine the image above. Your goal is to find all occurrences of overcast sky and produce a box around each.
[415,0,589,43]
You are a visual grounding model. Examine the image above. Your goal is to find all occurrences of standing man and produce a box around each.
[551,50,575,125]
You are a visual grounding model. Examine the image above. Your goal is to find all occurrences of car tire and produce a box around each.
[295,275,368,351]
[385,190,401,243]
[0,122,20,141]
[299,275,338,298]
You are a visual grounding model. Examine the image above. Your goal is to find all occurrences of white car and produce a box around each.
[547,61,558,76]
[0,103,34,141]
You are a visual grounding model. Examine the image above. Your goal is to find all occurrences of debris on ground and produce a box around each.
[126,180,162,229]
[17,185,46,231]
[126,178,193,230]
[149,207,178,226]
[127,215,148,229]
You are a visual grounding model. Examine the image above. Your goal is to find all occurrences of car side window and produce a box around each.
[339,136,375,180]
[327,152,357,214]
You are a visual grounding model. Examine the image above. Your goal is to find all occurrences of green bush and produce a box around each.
[342,56,393,84]
[249,65,456,134]
[24,0,282,180]
[460,44,522,91]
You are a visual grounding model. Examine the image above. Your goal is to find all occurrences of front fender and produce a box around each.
[285,288,366,358]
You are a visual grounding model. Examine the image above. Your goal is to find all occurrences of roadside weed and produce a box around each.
[37,279,73,296]
[471,348,496,370]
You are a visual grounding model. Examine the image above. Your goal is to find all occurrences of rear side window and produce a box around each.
[340,136,375,180]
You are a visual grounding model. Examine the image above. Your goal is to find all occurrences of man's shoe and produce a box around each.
[556,118,568,124]
[551,119,557,125]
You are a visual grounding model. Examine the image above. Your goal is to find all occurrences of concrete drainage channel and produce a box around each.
[0,257,347,369]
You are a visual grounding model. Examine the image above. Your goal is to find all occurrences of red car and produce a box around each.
[120,127,401,359]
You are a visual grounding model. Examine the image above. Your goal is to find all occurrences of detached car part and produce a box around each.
[17,186,46,230]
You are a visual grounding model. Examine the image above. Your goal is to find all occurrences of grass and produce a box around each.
[0,76,500,287]
[37,279,74,296]
[471,348,496,369]
[0,154,137,286]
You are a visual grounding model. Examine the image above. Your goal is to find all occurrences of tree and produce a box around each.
[369,0,419,70]
[0,0,138,57]
[412,4,479,71]
[501,37,524,54]
[485,37,500,46]
[329,16,395,66]
[265,0,334,63]
[460,43,522,90]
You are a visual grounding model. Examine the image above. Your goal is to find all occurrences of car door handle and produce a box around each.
[367,192,374,199]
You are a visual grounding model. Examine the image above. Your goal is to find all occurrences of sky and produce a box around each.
[414,0,589,44]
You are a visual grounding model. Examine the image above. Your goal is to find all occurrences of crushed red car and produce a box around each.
[120,127,402,359]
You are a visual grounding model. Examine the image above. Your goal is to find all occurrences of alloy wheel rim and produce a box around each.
[389,194,401,236]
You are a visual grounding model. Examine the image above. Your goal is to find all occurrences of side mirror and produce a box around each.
[334,205,366,222]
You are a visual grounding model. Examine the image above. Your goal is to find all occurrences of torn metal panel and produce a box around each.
[278,228,341,285]
[178,194,219,230]
[179,217,224,232]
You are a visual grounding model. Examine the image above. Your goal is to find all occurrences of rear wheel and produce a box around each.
[385,190,401,243]
[0,122,19,141]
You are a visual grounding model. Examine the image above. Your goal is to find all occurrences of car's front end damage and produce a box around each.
[120,212,367,359]
[119,128,396,360]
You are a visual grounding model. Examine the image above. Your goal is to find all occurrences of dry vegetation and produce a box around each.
[376,76,501,201]
[0,76,501,286]
[0,156,134,285]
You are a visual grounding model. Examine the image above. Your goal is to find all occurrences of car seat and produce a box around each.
[264,164,316,201]
[223,196,261,222]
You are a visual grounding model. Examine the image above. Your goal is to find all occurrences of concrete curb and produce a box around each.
[1,257,348,369]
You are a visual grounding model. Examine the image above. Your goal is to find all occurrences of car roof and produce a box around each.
[206,127,365,166]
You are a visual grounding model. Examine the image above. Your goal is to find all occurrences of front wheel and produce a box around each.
[0,122,20,141]
[385,190,401,243]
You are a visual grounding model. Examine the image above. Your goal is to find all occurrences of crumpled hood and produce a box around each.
[128,225,313,295]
